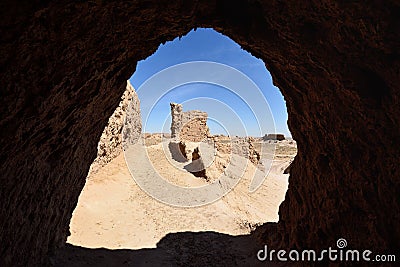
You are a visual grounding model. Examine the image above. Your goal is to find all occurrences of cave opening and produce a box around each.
[67,28,296,250]
[1,2,399,266]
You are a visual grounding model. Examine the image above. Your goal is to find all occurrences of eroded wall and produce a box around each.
[0,1,399,265]
[90,81,138,173]
[170,103,210,142]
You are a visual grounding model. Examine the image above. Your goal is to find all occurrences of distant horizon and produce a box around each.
[130,28,292,138]
[141,131,293,139]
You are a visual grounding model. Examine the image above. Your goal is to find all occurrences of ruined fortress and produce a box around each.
[168,103,261,168]
[170,103,210,142]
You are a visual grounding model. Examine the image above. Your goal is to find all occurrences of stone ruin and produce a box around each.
[170,103,210,142]
[168,103,262,180]
[169,103,211,179]
[93,97,265,181]
[89,81,141,174]
[212,135,260,166]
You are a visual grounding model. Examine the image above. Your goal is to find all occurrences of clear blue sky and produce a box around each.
[130,28,291,137]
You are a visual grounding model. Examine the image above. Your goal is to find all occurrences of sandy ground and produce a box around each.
[67,140,296,250]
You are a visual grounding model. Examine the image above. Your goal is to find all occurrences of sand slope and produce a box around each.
[67,141,295,249]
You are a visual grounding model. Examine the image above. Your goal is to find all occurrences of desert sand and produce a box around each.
[67,138,296,250]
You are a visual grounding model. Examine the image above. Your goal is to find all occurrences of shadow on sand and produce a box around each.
[51,230,287,266]
[168,142,188,163]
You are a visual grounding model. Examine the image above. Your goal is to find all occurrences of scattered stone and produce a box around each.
[184,147,208,179]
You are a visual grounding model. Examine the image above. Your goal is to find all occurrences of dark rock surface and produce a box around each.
[1,1,399,266]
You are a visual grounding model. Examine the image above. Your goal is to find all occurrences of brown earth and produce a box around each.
[67,140,295,251]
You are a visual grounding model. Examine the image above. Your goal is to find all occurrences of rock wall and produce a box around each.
[122,83,142,150]
[90,81,139,173]
[170,103,210,142]
[0,1,399,266]
[213,135,260,165]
